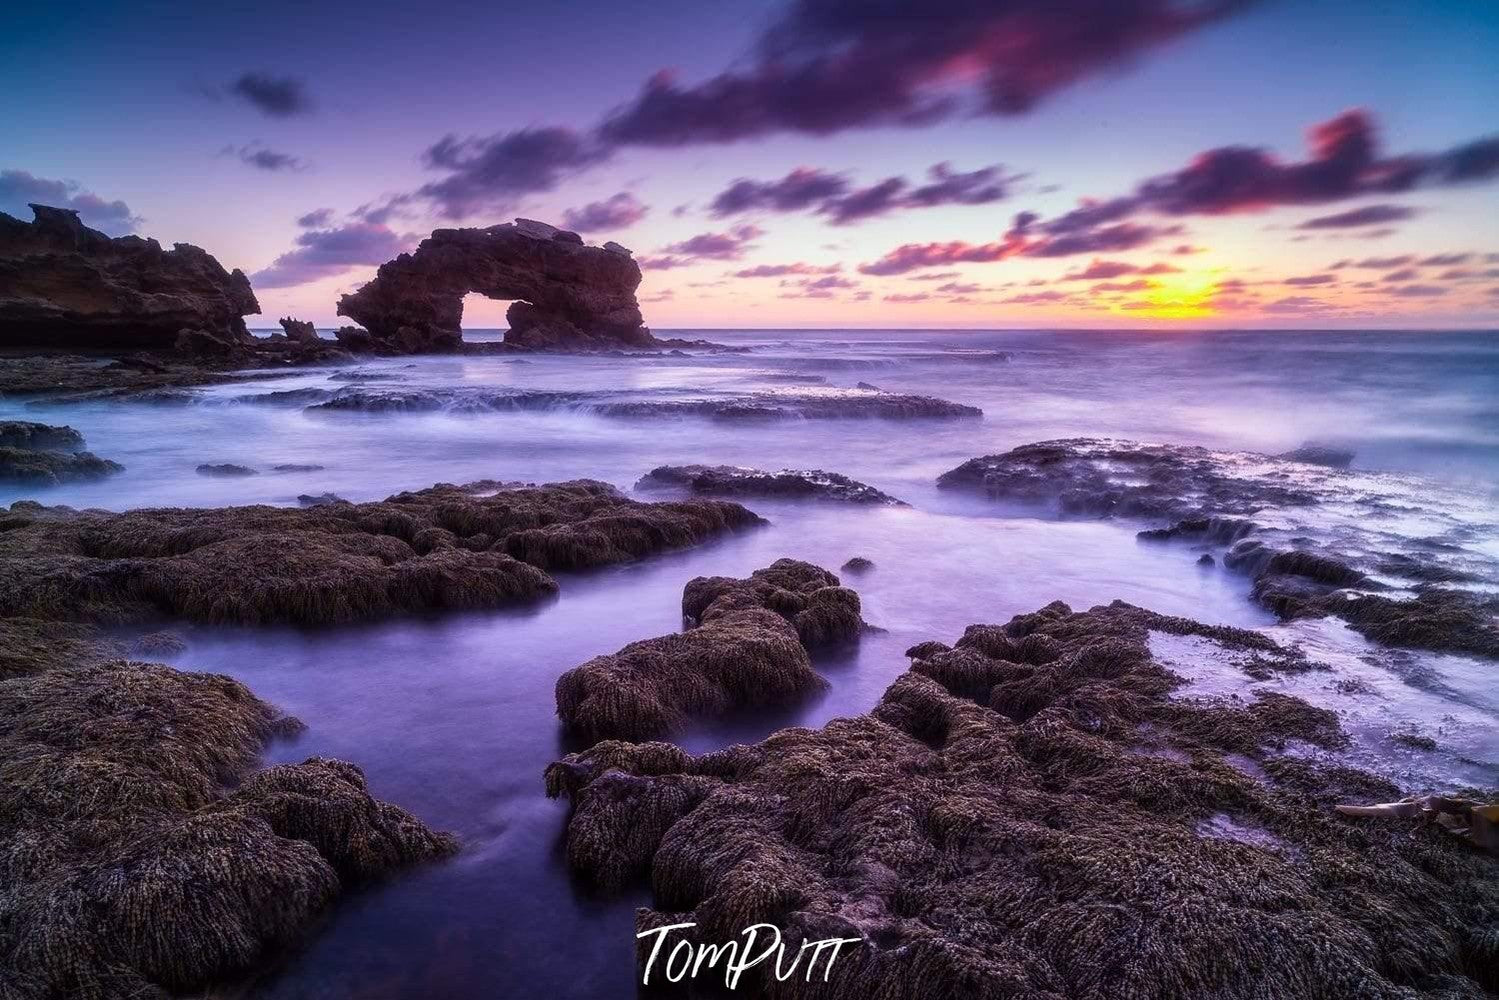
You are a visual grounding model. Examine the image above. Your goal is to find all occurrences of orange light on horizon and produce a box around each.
[1119,272,1221,319]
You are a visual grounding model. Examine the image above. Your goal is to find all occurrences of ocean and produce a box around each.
[3,328,1496,997]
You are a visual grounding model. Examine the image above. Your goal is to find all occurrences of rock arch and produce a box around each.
[335,219,655,353]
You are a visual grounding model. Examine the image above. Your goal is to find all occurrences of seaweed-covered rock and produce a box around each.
[0,480,763,626]
[683,558,864,646]
[0,651,455,999]
[944,439,1499,660]
[555,560,862,741]
[938,438,1316,518]
[0,419,122,485]
[0,421,84,451]
[637,465,906,505]
[0,204,259,351]
[0,446,122,485]
[335,219,654,353]
[547,600,1499,998]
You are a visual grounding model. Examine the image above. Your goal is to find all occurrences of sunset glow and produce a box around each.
[3,1,1495,330]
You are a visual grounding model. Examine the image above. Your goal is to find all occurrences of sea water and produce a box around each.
[2,329,1496,997]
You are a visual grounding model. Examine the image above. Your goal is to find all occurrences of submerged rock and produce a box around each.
[1280,442,1355,468]
[0,419,121,485]
[555,559,859,741]
[546,599,1499,997]
[0,480,763,626]
[196,462,257,477]
[309,386,979,421]
[842,556,875,573]
[0,203,259,351]
[637,465,907,505]
[335,219,655,353]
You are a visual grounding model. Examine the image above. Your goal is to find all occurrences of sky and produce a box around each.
[3,0,1497,330]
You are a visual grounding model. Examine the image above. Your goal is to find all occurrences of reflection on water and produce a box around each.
[3,329,1496,998]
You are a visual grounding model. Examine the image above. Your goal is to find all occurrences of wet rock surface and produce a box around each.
[555,560,861,741]
[942,439,1499,660]
[305,385,980,421]
[0,419,121,485]
[547,599,1499,998]
[336,219,654,353]
[0,480,763,626]
[0,620,457,999]
[0,204,260,352]
[636,464,906,504]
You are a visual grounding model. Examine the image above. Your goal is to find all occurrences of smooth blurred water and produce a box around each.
[2,329,1496,999]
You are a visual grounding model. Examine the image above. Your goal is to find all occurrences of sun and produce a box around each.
[1121,274,1221,319]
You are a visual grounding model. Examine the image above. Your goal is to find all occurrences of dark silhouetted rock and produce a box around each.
[278,316,319,343]
[196,462,257,477]
[335,219,655,353]
[842,556,875,572]
[546,600,1497,998]
[0,204,259,351]
[297,492,348,507]
[0,420,122,485]
[1197,552,1216,567]
[637,465,906,504]
[272,463,326,472]
[0,421,83,452]
[555,559,860,741]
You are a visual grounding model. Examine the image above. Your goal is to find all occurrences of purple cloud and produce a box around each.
[597,0,1253,147]
[225,73,313,117]
[296,208,334,228]
[561,192,648,232]
[416,127,609,219]
[1283,273,1338,286]
[712,161,1015,225]
[250,222,410,288]
[1295,203,1416,229]
[224,143,305,172]
[657,224,764,262]
[710,167,849,216]
[731,262,842,278]
[0,169,141,234]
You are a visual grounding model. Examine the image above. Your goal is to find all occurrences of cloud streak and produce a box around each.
[250,222,410,288]
[561,192,648,232]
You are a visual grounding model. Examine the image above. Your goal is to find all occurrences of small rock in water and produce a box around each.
[855,381,883,391]
[297,492,349,507]
[273,463,326,473]
[1197,553,1216,567]
[1389,730,1438,751]
[196,463,257,477]
[842,556,875,572]
[636,464,906,505]
[1279,443,1355,469]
